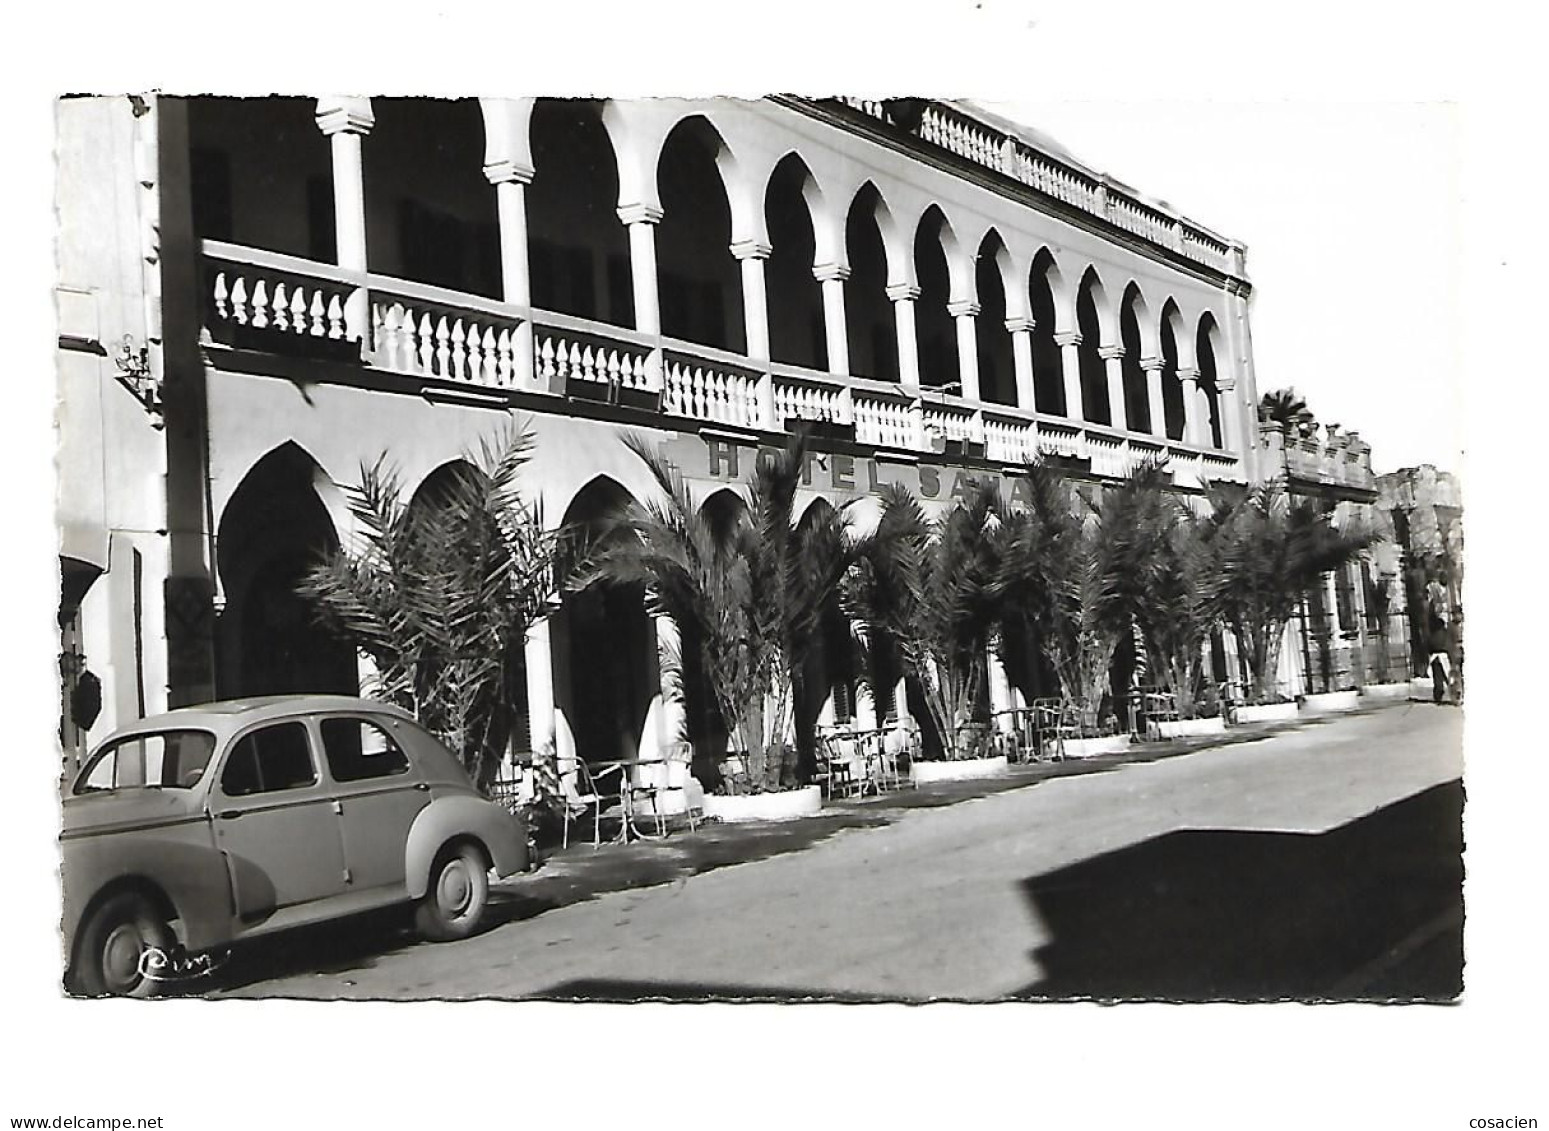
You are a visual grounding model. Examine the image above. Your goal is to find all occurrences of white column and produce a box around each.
[988,650,1014,734]
[1006,316,1036,411]
[650,611,686,751]
[1216,375,1241,453]
[948,300,981,401]
[484,158,536,389]
[1054,330,1084,420]
[887,283,922,391]
[814,263,851,377]
[524,618,557,757]
[619,203,664,386]
[732,240,771,362]
[856,683,879,730]
[733,240,776,428]
[1177,366,1202,446]
[1099,344,1128,431]
[314,97,373,339]
[1140,357,1167,439]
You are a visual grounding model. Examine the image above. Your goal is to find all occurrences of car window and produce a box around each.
[220,722,317,797]
[75,731,217,794]
[321,717,411,783]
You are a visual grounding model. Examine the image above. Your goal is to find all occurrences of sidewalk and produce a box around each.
[489,697,1433,925]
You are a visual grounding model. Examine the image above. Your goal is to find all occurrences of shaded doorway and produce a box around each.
[216,444,358,699]
[555,477,657,767]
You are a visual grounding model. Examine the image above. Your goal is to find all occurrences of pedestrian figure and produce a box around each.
[1428,649,1451,704]
[1426,624,1453,705]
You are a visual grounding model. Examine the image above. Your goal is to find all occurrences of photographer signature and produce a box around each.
[136,945,230,983]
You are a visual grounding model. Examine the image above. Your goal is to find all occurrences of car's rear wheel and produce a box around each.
[415,842,489,942]
[74,891,174,998]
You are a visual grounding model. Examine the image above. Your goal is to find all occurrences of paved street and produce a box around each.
[216,701,1463,1001]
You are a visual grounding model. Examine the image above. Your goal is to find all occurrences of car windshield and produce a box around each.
[75,730,219,794]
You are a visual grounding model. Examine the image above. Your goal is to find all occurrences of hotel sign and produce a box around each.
[665,433,1059,511]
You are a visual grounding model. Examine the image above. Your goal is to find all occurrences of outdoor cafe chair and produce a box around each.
[560,759,624,850]
[816,732,863,799]
[1031,698,1078,761]
[862,728,904,792]
[630,741,702,836]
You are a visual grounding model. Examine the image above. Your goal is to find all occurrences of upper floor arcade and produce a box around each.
[182,95,1260,488]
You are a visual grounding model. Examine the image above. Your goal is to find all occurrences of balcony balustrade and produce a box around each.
[199,240,1246,485]
[830,97,1237,277]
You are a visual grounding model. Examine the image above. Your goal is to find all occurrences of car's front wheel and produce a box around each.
[415,842,489,941]
[73,891,174,998]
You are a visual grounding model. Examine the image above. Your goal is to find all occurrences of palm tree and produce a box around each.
[296,427,557,790]
[569,434,854,792]
[999,459,1175,731]
[1258,387,1318,440]
[847,478,1009,759]
[1212,482,1377,702]
[1135,488,1235,719]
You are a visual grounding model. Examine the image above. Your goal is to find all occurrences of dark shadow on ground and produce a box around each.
[530,979,895,1003]
[1014,779,1464,1002]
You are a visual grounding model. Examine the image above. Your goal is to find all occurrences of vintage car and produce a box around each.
[61,695,529,996]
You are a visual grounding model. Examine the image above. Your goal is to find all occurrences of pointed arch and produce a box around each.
[1028,246,1069,414]
[364,98,499,298]
[765,152,828,369]
[844,182,903,383]
[913,205,963,390]
[1075,266,1113,425]
[555,475,656,767]
[974,229,1016,406]
[1159,298,1187,441]
[655,116,746,351]
[1196,311,1225,448]
[528,98,632,328]
[1120,282,1154,432]
[215,442,357,699]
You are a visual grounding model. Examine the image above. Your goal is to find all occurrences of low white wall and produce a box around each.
[703,785,822,824]
[909,755,1009,785]
[1301,690,1360,713]
[1061,735,1132,759]
[1154,717,1227,740]
[1234,702,1299,724]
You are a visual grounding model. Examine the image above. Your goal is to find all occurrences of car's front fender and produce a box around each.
[404,794,528,899]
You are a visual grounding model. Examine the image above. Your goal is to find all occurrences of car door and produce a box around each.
[212,720,348,922]
[317,714,431,895]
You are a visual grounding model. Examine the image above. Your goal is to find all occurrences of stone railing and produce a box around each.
[369,274,530,387]
[199,241,1247,485]
[202,241,363,350]
[1260,424,1376,491]
[829,98,1240,278]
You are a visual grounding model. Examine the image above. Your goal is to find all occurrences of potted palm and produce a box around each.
[998,459,1173,755]
[296,427,557,790]
[847,479,1013,781]
[569,433,853,820]
[1212,482,1376,720]
[1134,486,1235,737]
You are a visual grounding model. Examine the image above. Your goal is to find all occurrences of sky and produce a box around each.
[2,2,1538,1128]
[982,99,1464,477]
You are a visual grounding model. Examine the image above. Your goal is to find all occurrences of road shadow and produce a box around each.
[1014,779,1464,1001]
[529,978,895,1003]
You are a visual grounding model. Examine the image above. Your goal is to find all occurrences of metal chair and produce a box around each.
[1030,698,1077,761]
[859,728,902,792]
[631,741,702,836]
[559,759,621,850]
[816,732,863,799]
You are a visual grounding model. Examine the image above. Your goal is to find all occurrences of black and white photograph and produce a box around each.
[6,1,1537,1127]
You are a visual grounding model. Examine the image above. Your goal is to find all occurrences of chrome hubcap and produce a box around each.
[438,862,472,918]
[101,923,144,992]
